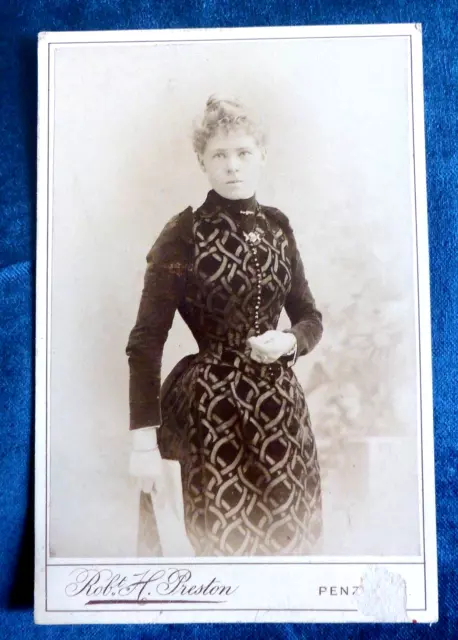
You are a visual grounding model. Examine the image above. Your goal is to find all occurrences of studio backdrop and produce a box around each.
[48,35,420,557]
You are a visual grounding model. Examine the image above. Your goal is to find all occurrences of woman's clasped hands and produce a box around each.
[247,330,297,364]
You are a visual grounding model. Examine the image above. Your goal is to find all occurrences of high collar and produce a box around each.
[202,189,258,216]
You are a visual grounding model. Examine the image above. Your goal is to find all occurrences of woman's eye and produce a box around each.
[239,150,251,157]
[214,152,225,159]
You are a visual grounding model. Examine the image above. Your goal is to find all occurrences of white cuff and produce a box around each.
[132,426,158,451]
[285,334,297,355]
[284,334,298,365]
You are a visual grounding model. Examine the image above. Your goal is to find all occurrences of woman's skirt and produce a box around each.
[139,350,322,557]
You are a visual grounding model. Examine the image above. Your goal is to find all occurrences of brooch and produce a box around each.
[244,230,263,245]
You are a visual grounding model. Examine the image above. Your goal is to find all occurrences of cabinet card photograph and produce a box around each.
[35,24,438,624]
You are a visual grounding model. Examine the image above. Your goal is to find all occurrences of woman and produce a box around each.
[126,95,323,557]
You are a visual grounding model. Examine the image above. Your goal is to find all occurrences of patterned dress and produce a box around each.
[127,189,323,556]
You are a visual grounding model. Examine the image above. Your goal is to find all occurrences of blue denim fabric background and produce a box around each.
[0,0,456,637]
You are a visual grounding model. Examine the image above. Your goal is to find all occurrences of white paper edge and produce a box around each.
[34,22,438,625]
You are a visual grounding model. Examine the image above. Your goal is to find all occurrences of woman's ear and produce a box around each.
[197,155,206,172]
[260,146,267,165]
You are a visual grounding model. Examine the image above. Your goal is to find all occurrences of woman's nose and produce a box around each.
[226,155,240,173]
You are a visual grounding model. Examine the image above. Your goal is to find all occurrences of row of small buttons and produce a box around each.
[248,241,276,383]
[252,244,261,335]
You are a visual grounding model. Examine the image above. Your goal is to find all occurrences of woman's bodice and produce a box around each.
[180,204,293,352]
[126,190,323,428]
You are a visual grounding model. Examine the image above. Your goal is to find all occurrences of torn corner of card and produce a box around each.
[354,566,410,623]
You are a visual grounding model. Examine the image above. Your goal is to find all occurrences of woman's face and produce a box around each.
[199,128,266,200]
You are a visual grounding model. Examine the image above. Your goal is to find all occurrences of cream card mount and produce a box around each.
[35,24,437,624]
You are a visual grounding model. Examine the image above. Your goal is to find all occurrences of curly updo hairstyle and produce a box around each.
[192,94,267,157]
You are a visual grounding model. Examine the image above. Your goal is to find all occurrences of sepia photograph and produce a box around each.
[35,24,437,624]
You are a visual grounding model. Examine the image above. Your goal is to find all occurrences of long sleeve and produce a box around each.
[284,231,323,358]
[126,209,192,430]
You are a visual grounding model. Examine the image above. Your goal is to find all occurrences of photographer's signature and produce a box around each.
[65,568,239,605]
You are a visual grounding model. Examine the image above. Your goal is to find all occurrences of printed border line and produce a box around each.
[45,40,51,613]
[47,34,410,46]
[45,607,428,613]
[44,31,428,614]
[48,560,426,566]
[409,33,427,611]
